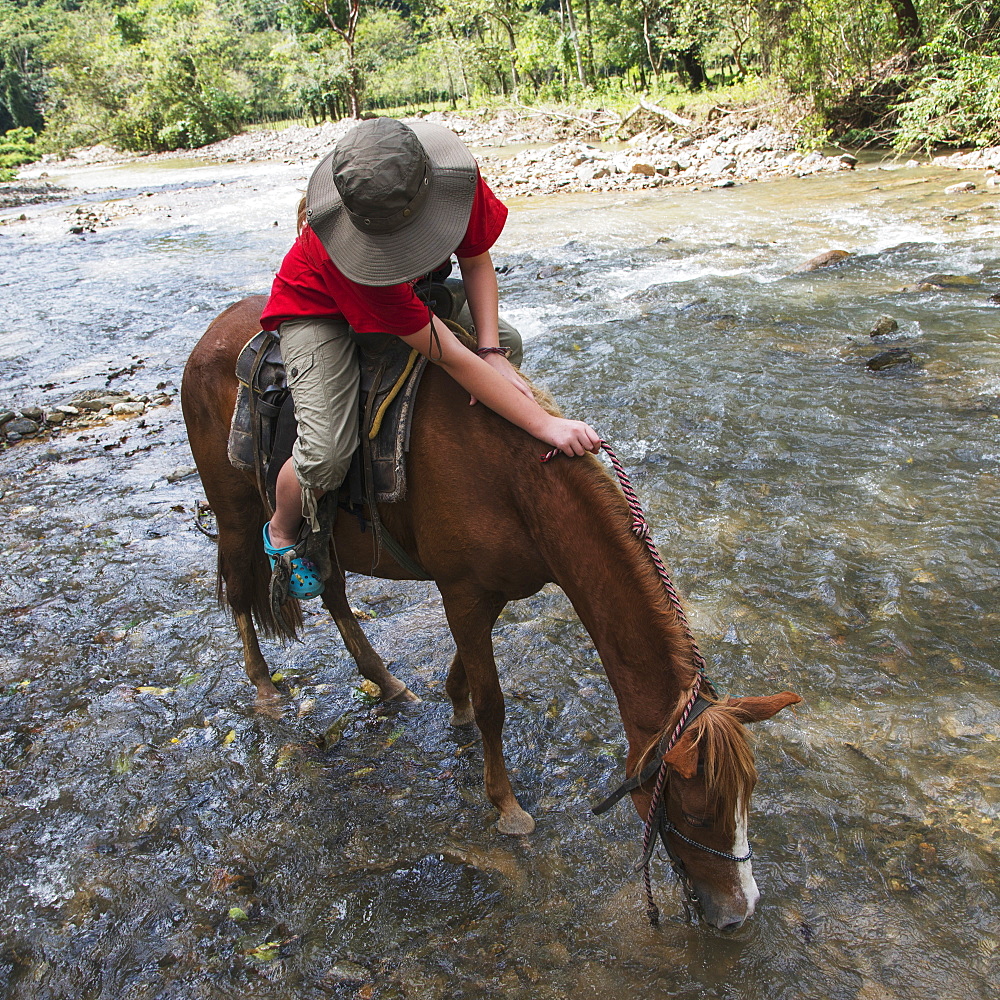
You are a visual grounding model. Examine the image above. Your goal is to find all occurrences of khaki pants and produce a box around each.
[280,293,522,532]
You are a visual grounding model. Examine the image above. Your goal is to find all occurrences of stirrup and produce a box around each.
[262,523,325,599]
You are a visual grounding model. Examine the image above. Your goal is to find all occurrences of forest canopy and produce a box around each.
[0,0,998,157]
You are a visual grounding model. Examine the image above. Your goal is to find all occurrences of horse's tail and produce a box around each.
[181,294,302,641]
[213,494,303,642]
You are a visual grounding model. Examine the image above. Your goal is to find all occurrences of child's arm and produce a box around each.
[457,250,533,404]
[400,317,600,457]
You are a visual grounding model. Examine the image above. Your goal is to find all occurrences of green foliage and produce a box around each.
[1,0,998,153]
[894,53,1000,150]
[40,0,282,151]
[0,123,37,179]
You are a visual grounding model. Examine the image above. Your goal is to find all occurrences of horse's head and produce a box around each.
[634,690,800,930]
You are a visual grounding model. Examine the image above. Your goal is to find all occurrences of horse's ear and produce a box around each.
[725,692,802,724]
[662,730,699,779]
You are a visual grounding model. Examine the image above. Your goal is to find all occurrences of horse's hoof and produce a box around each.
[381,679,421,703]
[388,686,421,704]
[450,699,475,726]
[497,808,535,836]
[254,681,282,702]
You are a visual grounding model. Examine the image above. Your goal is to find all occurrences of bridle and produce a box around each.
[542,441,753,925]
[591,684,752,925]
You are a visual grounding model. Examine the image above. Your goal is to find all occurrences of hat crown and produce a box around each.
[331,118,428,223]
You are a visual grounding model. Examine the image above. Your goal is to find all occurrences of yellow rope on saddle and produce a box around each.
[367,319,472,440]
[368,349,418,440]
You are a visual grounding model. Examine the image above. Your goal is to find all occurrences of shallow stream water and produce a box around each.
[1,154,998,999]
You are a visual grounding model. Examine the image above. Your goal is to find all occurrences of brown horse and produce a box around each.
[181,295,801,930]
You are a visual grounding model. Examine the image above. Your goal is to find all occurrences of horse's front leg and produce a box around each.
[439,584,534,836]
[445,652,474,726]
[321,570,420,703]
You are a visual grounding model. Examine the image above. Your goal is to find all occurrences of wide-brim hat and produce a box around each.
[306,117,478,286]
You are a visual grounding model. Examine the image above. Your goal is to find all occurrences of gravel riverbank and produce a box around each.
[11,106,1000,208]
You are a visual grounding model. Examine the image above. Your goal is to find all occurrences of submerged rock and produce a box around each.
[867,348,916,372]
[917,273,980,288]
[795,249,852,272]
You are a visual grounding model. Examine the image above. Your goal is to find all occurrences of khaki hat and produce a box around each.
[306,117,478,286]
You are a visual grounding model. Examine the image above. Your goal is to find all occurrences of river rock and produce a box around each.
[45,410,66,424]
[630,162,656,176]
[20,405,43,421]
[712,178,735,188]
[795,250,852,272]
[6,417,39,436]
[166,466,197,483]
[703,156,736,176]
[112,401,146,416]
[0,410,14,426]
[55,404,80,416]
[839,153,858,169]
[867,348,915,372]
[987,176,1000,188]
[869,316,899,338]
[944,181,976,194]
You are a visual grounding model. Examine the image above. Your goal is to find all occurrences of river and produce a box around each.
[0,154,998,999]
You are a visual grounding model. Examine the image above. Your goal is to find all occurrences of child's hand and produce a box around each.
[541,416,602,456]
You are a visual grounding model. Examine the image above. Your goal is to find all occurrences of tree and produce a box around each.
[292,0,364,117]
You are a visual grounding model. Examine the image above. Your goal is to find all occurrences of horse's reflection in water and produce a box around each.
[182,295,800,929]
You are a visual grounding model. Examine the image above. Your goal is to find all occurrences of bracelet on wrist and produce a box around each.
[476,346,511,358]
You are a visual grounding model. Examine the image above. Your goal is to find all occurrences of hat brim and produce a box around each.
[307,120,478,287]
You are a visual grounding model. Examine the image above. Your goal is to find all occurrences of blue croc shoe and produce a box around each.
[262,523,325,599]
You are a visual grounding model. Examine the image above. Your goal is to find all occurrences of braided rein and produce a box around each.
[541,440,718,924]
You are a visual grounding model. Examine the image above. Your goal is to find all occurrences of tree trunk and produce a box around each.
[677,45,707,91]
[642,6,660,83]
[564,0,586,86]
[887,0,922,51]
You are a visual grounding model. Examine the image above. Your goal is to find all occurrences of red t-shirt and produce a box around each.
[260,170,508,336]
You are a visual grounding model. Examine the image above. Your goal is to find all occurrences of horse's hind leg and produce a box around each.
[232,609,278,702]
[439,583,534,835]
[321,570,420,703]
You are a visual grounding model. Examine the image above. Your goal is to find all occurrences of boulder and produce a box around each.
[630,162,656,176]
[839,153,858,169]
[944,181,976,194]
[20,405,44,422]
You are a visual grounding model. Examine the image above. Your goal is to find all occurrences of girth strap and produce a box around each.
[592,696,713,816]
